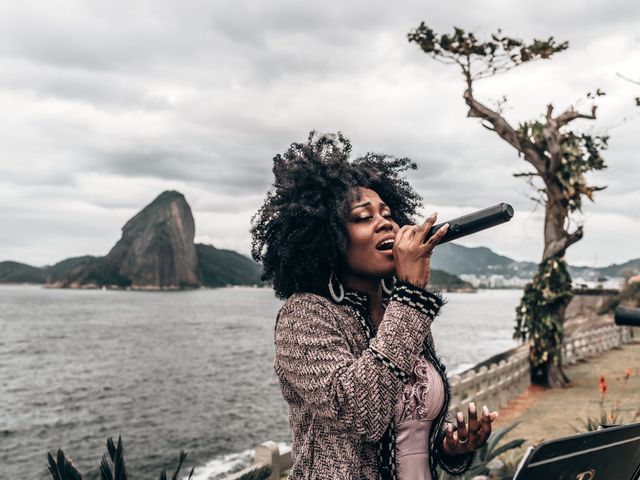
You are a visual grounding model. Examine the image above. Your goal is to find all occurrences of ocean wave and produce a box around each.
[186,443,290,480]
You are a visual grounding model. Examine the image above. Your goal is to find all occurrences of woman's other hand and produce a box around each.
[393,212,449,289]
[443,403,498,456]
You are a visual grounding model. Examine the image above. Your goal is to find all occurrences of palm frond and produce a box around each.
[103,436,127,480]
[47,449,83,480]
[100,453,113,480]
[113,436,128,480]
[47,452,62,480]
[171,450,188,480]
[106,438,117,461]
[48,436,196,480]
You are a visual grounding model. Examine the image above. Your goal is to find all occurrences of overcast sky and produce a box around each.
[1,0,638,268]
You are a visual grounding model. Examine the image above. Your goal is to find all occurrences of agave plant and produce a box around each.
[47,436,194,480]
[573,410,623,432]
[439,421,526,480]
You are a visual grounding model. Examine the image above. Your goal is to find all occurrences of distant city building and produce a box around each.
[459,274,530,288]
[458,272,628,290]
[571,277,625,290]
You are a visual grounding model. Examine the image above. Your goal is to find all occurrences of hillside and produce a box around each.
[196,243,263,287]
[570,258,640,280]
[432,243,638,282]
[431,243,538,278]
[429,268,474,291]
[0,261,46,283]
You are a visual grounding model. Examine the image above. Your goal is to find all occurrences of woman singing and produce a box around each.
[251,132,497,479]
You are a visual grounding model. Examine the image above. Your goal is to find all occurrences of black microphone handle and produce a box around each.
[614,306,640,327]
[423,203,514,244]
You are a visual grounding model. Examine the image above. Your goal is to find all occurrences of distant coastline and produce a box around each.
[2,191,637,291]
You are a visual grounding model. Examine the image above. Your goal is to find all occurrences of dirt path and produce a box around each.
[493,341,640,449]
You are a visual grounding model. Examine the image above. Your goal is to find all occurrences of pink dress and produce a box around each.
[394,352,446,480]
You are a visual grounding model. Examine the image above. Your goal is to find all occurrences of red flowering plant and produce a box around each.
[598,375,607,403]
[577,368,636,432]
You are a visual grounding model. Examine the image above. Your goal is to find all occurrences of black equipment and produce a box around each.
[425,202,514,244]
[615,306,640,327]
[513,422,640,480]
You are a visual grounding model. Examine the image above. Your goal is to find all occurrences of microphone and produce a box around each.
[424,203,514,244]
[614,306,640,327]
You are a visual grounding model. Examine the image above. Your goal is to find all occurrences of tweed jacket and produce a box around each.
[274,281,474,479]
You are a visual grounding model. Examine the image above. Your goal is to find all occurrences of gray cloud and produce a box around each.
[1,0,639,267]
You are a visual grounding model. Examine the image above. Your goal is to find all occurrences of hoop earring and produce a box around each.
[328,271,345,302]
[380,276,396,295]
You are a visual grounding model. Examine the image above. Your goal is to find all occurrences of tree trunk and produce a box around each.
[530,298,572,388]
[531,184,572,388]
[531,361,571,387]
[543,182,569,260]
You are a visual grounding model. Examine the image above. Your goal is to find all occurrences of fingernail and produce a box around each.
[448,424,453,433]
[430,211,437,218]
[469,402,476,414]
[457,412,464,423]
[483,405,489,417]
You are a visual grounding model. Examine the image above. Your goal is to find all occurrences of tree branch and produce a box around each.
[546,104,554,120]
[555,105,597,127]
[616,72,640,85]
[464,86,547,173]
[565,225,583,249]
[543,105,562,173]
[543,222,583,260]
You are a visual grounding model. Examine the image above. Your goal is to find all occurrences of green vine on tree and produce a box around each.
[515,257,572,372]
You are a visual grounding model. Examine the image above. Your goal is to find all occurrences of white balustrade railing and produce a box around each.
[225,441,292,480]
[448,349,530,415]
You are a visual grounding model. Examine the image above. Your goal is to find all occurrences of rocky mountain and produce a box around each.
[53,191,200,289]
[0,191,265,290]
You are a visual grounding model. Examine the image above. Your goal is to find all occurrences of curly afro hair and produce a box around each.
[250,132,423,300]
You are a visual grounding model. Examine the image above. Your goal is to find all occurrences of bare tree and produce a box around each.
[408,24,608,386]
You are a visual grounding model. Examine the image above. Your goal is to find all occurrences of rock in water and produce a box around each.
[107,190,200,288]
[56,191,201,289]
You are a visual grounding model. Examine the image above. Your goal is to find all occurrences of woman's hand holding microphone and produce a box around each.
[393,212,448,289]
[391,212,499,455]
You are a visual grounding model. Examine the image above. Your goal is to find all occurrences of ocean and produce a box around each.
[0,285,522,479]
